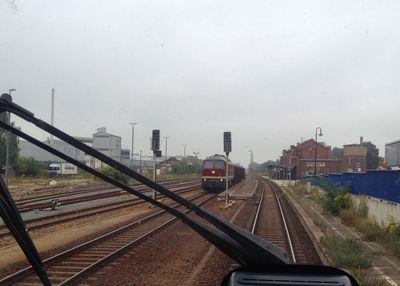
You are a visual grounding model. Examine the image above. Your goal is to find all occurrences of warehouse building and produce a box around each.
[385,139,400,169]
[18,138,89,162]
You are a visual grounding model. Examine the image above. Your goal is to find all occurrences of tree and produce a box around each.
[14,157,42,176]
[99,166,129,184]
[332,147,344,160]
[249,160,276,176]
[363,141,380,169]
[171,159,202,174]
[0,112,19,169]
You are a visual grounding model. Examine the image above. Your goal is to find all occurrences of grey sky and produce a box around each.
[1,0,399,166]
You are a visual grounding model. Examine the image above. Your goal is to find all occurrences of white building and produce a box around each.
[385,139,400,168]
[93,127,122,162]
[18,138,88,162]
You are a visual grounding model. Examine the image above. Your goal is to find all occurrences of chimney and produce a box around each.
[360,136,363,146]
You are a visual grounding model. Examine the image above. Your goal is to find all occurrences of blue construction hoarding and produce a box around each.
[301,170,400,203]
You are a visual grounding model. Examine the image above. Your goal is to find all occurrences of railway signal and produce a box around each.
[151,129,161,202]
[223,131,231,156]
[151,129,160,151]
[223,131,232,208]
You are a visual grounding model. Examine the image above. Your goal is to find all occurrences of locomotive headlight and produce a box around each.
[220,179,223,182]
[211,170,215,174]
[203,179,207,181]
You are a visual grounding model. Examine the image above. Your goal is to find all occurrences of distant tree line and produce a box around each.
[171,158,202,175]
[0,114,51,177]
[249,160,276,177]
[0,113,19,171]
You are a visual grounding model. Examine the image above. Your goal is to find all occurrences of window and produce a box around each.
[214,161,225,169]
[203,161,213,169]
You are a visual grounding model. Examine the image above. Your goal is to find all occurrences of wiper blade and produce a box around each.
[0,178,51,286]
[0,95,290,266]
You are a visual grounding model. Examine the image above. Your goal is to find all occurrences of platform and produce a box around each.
[218,177,258,200]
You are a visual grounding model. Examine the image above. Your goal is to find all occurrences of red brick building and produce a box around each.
[280,139,340,179]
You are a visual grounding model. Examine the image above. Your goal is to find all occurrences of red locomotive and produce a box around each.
[201,154,245,191]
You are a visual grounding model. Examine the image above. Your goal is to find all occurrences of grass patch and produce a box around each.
[352,268,386,286]
[323,236,370,269]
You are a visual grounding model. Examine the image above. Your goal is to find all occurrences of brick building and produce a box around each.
[280,139,340,179]
[342,142,367,172]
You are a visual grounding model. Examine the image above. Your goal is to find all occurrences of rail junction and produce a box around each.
[0,176,324,285]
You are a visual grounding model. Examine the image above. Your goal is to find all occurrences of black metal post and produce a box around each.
[314,127,322,176]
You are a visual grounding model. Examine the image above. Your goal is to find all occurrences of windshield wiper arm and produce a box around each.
[0,178,51,286]
[0,120,272,266]
[0,95,290,266]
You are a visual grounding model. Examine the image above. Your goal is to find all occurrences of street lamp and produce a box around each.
[130,122,137,170]
[5,89,16,185]
[314,127,323,176]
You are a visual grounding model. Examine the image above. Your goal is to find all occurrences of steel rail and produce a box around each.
[251,180,264,234]
[275,192,297,263]
[14,179,199,212]
[59,193,216,286]
[253,178,297,263]
[0,184,200,239]
[0,192,214,286]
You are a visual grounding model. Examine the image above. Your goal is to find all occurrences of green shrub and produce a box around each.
[319,180,349,215]
[358,220,385,241]
[356,198,369,218]
[14,157,42,177]
[99,166,129,184]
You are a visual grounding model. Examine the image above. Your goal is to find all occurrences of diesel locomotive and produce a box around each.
[201,154,245,191]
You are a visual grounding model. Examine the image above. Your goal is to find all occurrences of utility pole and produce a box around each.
[193,152,199,175]
[289,156,292,186]
[183,144,187,158]
[139,150,142,174]
[130,123,137,170]
[248,150,253,182]
[164,136,169,160]
[50,88,54,144]
[5,89,15,185]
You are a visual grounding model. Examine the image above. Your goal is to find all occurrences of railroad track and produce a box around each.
[14,178,199,212]
[251,178,321,264]
[0,181,200,239]
[0,191,216,286]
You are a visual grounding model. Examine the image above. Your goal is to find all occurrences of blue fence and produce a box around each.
[301,170,400,203]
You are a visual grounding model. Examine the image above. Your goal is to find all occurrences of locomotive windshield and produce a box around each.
[203,160,213,169]
[214,161,225,169]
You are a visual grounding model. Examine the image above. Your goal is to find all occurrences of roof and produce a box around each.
[204,154,244,169]
[205,154,230,162]
[297,138,328,148]
[386,139,400,146]
[159,157,180,165]
[343,144,362,147]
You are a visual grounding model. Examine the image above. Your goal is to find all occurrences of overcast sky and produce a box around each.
[1,0,399,166]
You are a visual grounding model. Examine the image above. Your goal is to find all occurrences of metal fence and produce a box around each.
[301,170,400,203]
